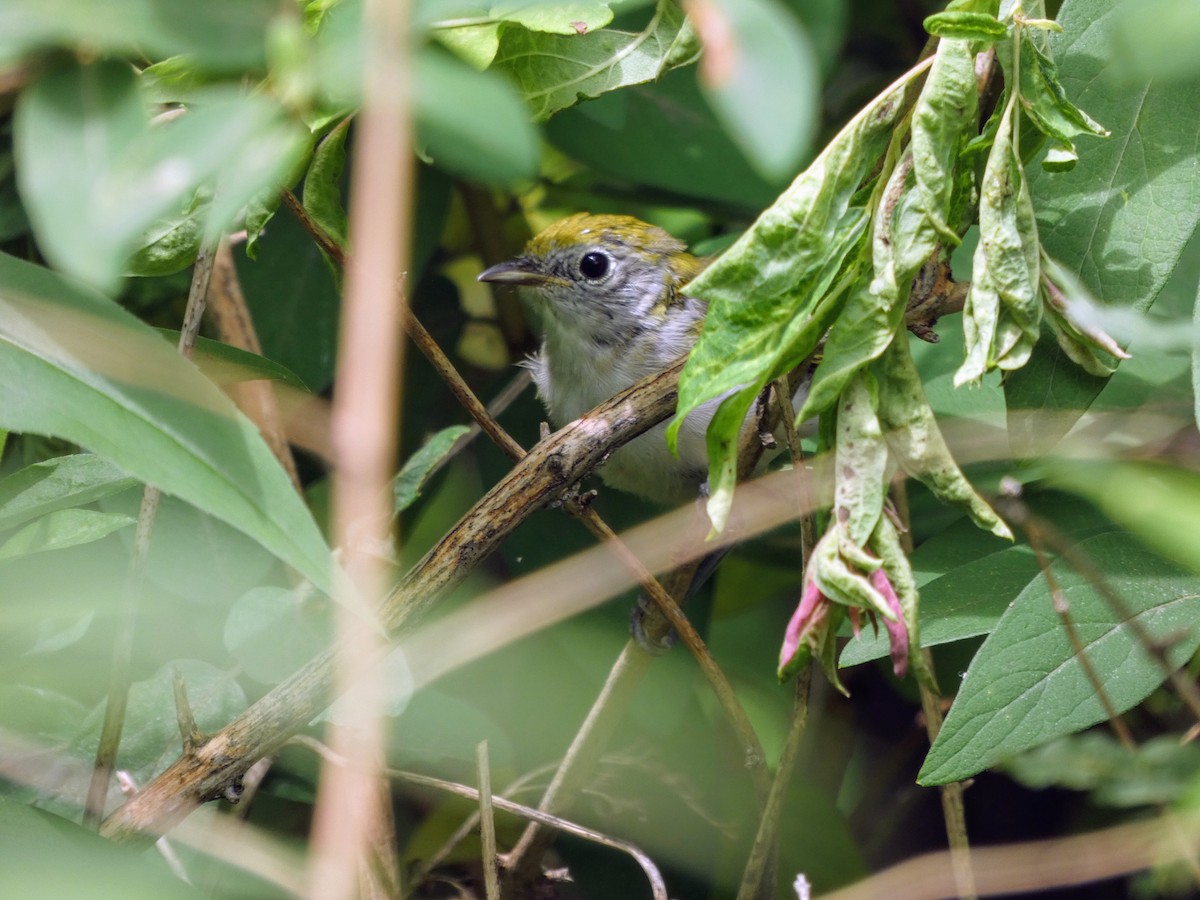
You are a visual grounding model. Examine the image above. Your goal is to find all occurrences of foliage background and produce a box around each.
[1,0,1199,897]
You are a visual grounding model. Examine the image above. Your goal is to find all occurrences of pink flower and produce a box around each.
[869,567,909,679]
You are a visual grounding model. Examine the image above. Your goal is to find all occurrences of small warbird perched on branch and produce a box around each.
[480,212,773,506]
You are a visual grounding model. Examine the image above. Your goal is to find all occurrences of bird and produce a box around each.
[478,212,722,506]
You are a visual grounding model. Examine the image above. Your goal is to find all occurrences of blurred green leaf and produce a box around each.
[490,1,615,34]
[920,532,1200,785]
[700,0,819,181]
[545,66,782,208]
[0,799,201,900]
[1111,0,1200,84]
[1050,460,1200,577]
[0,252,334,595]
[0,509,134,563]
[492,0,697,121]
[225,586,330,684]
[15,61,309,291]
[394,425,470,513]
[0,0,276,71]
[417,48,540,185]
[1006,732,1200,807]
[0,455,135,532]
[1005,0,1200,449]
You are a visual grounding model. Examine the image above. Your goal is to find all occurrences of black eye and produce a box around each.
[578,251,610,280]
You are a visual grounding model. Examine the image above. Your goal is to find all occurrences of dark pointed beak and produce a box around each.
[477,258,565,287]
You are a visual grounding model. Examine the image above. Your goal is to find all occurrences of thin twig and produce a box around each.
[892,477,976,900]
[476,742,501,900]
[293,735,670,900]
[282,189,347,267]
[1027,534,1136,749]
[736,667,812,900]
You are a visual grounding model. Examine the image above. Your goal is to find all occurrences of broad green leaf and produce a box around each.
[1195,278,1200,429]
[0,0,276,71]
[491,1,615,35]
[0,252,334,596]
[492,0,698,121]
[919,532,1200,785]
[394,425,471,513]
[700,0,819,181]
[1005,0,1200,447]
[236,202,342,394]
[15,60,310,291]
[13,60,146,291]
[0,455,135,531]
[0,509,134,563]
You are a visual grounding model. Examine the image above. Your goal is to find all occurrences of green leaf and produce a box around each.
[0,0,276,71]
[919,532,1200,785]
[15,60,310,291]
[1005,0,1200,447]
[394,425,471,514]
[236,202,342,394]
[491,0,697,121]
[0,252,334,596]
[0,509,135,563]
[923,11,1007,42]
[874,337,1011,538]
[1015,31,1109,163]
[303,117,351,252]
[956,95,1040,384]
[545,66,783,209]
[700,0,820,181]
[0,798,202,900]
[0,454,136,531]
[225,586,330,685]
[490,1,615,35]
[673,63,925,528]
[417,47,540,185]
[1110,0,1200,84]
[13,60,146,292]
[833,374,887,547]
